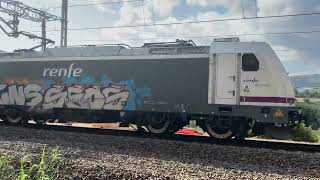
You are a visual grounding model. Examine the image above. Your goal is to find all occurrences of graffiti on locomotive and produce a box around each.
[0,63,137,110]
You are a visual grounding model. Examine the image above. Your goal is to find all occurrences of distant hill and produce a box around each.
[290,74,320,88]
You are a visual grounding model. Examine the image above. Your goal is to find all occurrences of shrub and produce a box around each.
[292,123,320,143]
[0,147,63,180]
[297,102,320,130]
[304,98,310,103]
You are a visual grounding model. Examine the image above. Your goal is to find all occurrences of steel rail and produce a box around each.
[0,122,318,153]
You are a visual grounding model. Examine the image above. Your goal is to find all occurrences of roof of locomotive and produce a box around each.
[0,40,273,59]
[0,44,211,59]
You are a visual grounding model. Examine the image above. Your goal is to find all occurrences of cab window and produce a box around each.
[242,53,259,71]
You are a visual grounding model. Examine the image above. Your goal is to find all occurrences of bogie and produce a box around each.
[196,116,250,140]
[2,106,25,124]
[145,113,170,134]
[201,116,235,139]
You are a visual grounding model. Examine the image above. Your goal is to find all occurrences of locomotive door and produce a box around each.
[214,53,238,105]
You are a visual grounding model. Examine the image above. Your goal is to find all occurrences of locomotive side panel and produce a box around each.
[0,57,210,114]
[0,40,301,139]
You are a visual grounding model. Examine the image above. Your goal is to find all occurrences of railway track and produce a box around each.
[0,121,318,153]
[0,121,319,179]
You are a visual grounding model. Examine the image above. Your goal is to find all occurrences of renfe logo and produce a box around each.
[42,63,83,78]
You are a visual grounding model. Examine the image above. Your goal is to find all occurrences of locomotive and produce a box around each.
[0,38,300,139]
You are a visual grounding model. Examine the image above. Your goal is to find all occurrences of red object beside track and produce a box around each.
[175,128,204,136]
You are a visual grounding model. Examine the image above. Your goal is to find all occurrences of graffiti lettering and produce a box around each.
[8,85,25,105]
[65,85,86,109]
[0,84,42,107]
[83,85,105,110]
[43,85,68,109]
[103,84,129,110]
[0,84,9,105]
[0,83,130,111]
[24,84,43,107]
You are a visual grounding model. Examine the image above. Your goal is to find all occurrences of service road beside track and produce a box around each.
[0,125,319,179]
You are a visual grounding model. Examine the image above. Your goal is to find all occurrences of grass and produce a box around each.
[292,123,320,143]
[0,147,63,180]
[0,156,16,180]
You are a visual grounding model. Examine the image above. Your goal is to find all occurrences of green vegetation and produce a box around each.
[186,120,197,129]
[297,101,320,130]
[247,129,255,137]
[186,120,205,134]
[292,123,320,143]
[294,101,320,142]
[0,156,16,179]
[0,147,63,180]
[296,89,320,98]
[183,101,320,143]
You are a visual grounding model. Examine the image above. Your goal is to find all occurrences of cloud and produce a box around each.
[272,45,306,62]
[102,0,320,74]
[1,0,320,74]
[153,0,181,18]
[92,0,117,15]
[186,0,234,8]
[20,0,61,8]
[186,0,210,6]
[185,0,255,17]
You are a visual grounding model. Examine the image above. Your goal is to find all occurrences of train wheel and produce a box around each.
[203,117,235,139]
[146,114,171,134]
[4,108,24,124]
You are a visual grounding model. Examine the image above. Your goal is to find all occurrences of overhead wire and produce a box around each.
[140,0,146,44]
[61,29,320,45]
[32,11,320,33]
[47,0,143,9]
[16,0,320,55]
[151,0,156,25]
[241,0,246,18]
[1,0,317,59]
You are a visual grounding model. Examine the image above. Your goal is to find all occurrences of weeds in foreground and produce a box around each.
[0,147,63,180]
[0,156,16,180]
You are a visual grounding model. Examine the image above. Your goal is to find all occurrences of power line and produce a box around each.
[241,0,245,18]
[36,11,320,32]
[151,0,156,25]
[47,0,142,9]
[63,40,312,53]
[25,1,320,53]
[61,29,320,44]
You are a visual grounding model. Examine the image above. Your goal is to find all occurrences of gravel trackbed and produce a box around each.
[0,125,319,180]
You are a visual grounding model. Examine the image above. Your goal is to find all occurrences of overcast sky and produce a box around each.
[0,0,320,75]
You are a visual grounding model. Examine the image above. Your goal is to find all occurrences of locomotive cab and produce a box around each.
[205,39,298,138]
[209,39,296,108]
